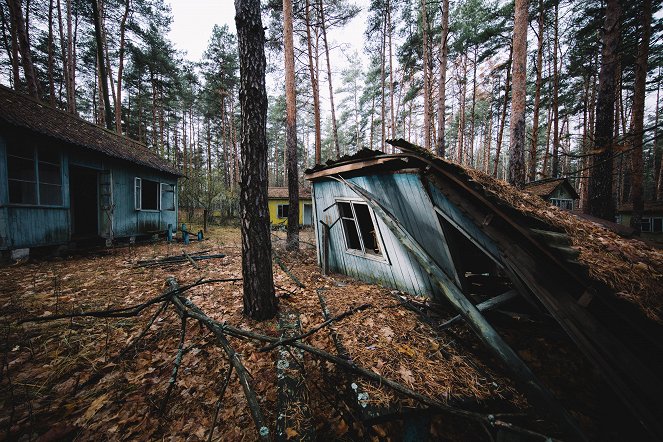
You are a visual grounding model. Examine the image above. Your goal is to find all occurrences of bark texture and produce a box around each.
[7,0,39,98]
[508,0,527,187]
[436,0,449,157]
[284,0,299,251]
[587,0,621,220]
[528,0,544,182]
[629,0,652,233]
[235,0,277,320]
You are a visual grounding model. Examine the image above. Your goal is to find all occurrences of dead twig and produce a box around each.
[259,303,372,352]
[273,253,306,288]
[207,364,235,442]
[160,313,188,416]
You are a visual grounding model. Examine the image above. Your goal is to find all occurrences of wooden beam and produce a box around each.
[333,176,585,440]
[440,290,519,329]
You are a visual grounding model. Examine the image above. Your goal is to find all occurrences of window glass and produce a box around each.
[161,183,175,211]
[37,149,62,205]
[278,204,289,219]
[641,218,652,232]
[140,179,159,210]
[7,145,36,204]
[338,201,382,256]
[9,180,37,204]
[653,218,662,233]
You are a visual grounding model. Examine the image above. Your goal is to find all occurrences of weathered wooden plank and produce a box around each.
[440,290,519,329]
[334,177,585,440]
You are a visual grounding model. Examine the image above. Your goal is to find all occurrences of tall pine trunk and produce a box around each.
[92,0,112,129]
[421,0,431,150]
[115,0,130,133]
[7,0,38,98]
[305,0,321,164]
[285,0,299,251]
[551,2,560,177]
[436,0,449,157]
[319,0,339,158]
[588,0,621,220]
[528,0,544,182]
[629,0,652,233]
[493,47,512,177]
[508,0,528,187]
[235,0,277,320]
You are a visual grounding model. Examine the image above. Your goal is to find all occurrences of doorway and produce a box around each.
[303,203,312,225]
[70,166,99,237]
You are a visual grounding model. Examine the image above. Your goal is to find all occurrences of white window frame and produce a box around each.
[134,177,160,211]
[550,198,574,210]
[641,217,652,233]
[336,198,388,263]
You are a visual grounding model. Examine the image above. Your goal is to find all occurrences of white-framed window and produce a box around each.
[277,204,289,219]
[337,199,386,261]
[134,177,159,211]
[161,183,175,211]
[550,198,574,210]
[7,145,62,206]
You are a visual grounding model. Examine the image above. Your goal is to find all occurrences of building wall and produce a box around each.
[0,131,178,250]
[312,173,461,299]
[268,198,312,226]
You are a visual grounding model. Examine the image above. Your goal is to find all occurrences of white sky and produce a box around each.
[167,0,369,85]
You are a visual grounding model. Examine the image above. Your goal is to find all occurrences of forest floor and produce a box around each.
[0,226,644,441]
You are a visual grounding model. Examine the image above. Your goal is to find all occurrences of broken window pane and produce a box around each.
[338,201,382,257]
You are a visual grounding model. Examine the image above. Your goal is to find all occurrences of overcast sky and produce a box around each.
[167,0,369,86]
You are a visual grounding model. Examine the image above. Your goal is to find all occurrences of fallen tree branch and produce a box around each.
[167,278,270,441]
[207,364,235,442]
[160,313,188,415]
[259,303,372,352]
[273,253,306,288]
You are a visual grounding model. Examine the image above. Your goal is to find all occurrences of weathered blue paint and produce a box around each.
[312,172,468,299]
[0,131,179,251]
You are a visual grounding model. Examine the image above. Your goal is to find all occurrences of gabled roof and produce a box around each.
[0,85,181,176]
[268,187,311,199]
[524,177,579,200]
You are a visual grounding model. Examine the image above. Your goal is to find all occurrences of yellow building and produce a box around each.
[268,187,313,226]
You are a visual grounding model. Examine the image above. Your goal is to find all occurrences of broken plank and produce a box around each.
[274,253,306,288]
[440,290,519,329]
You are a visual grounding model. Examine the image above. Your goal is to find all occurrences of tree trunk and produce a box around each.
[493,46,512,177]
[66,0,75,113]
[47,0,55,105]
[508,0,527,188]
[92,0,112,129]
[551,2,560,178]
[436,0,449,157]
[7,0,38,98]
[628,0,652,233]
[388,2,395,148]
[235,0,277,320]
[587,0,620,221]
[305,0,321,164]
[380,14,386,151]
[115,0,130,133]
[421,0,431,150]
[457,55,466,163]
[0,5,20,90]
[284,0,299,251]
[468,47,477,167]
[319,0,339,158]
[528,0,544,182]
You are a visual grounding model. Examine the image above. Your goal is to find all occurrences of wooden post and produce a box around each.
[320,221,330,275]
[333,177,585,440]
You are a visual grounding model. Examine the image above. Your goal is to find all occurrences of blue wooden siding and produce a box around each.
[313,173,462,299]
[0,134,178,250]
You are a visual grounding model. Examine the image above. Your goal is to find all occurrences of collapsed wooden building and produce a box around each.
[305,139,663,439]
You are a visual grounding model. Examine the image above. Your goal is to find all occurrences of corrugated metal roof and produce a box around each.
[0,85,181,176]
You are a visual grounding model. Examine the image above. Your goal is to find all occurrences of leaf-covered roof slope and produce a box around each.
[0,85,181,176]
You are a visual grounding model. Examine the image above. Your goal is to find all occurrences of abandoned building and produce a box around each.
[304,139,663,439]
[268,186,313,226]
[523,177,579,210]
[617,201,663,239]
[0,86,181,256]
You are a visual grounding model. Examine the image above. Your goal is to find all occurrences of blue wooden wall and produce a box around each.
[312,173,462,299]
[0,133,178,250]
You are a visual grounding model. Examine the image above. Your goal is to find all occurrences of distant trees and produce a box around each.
[283,0,299,251]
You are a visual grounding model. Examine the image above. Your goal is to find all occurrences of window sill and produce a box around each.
[137,209,161,213]
[344,248,389,263]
